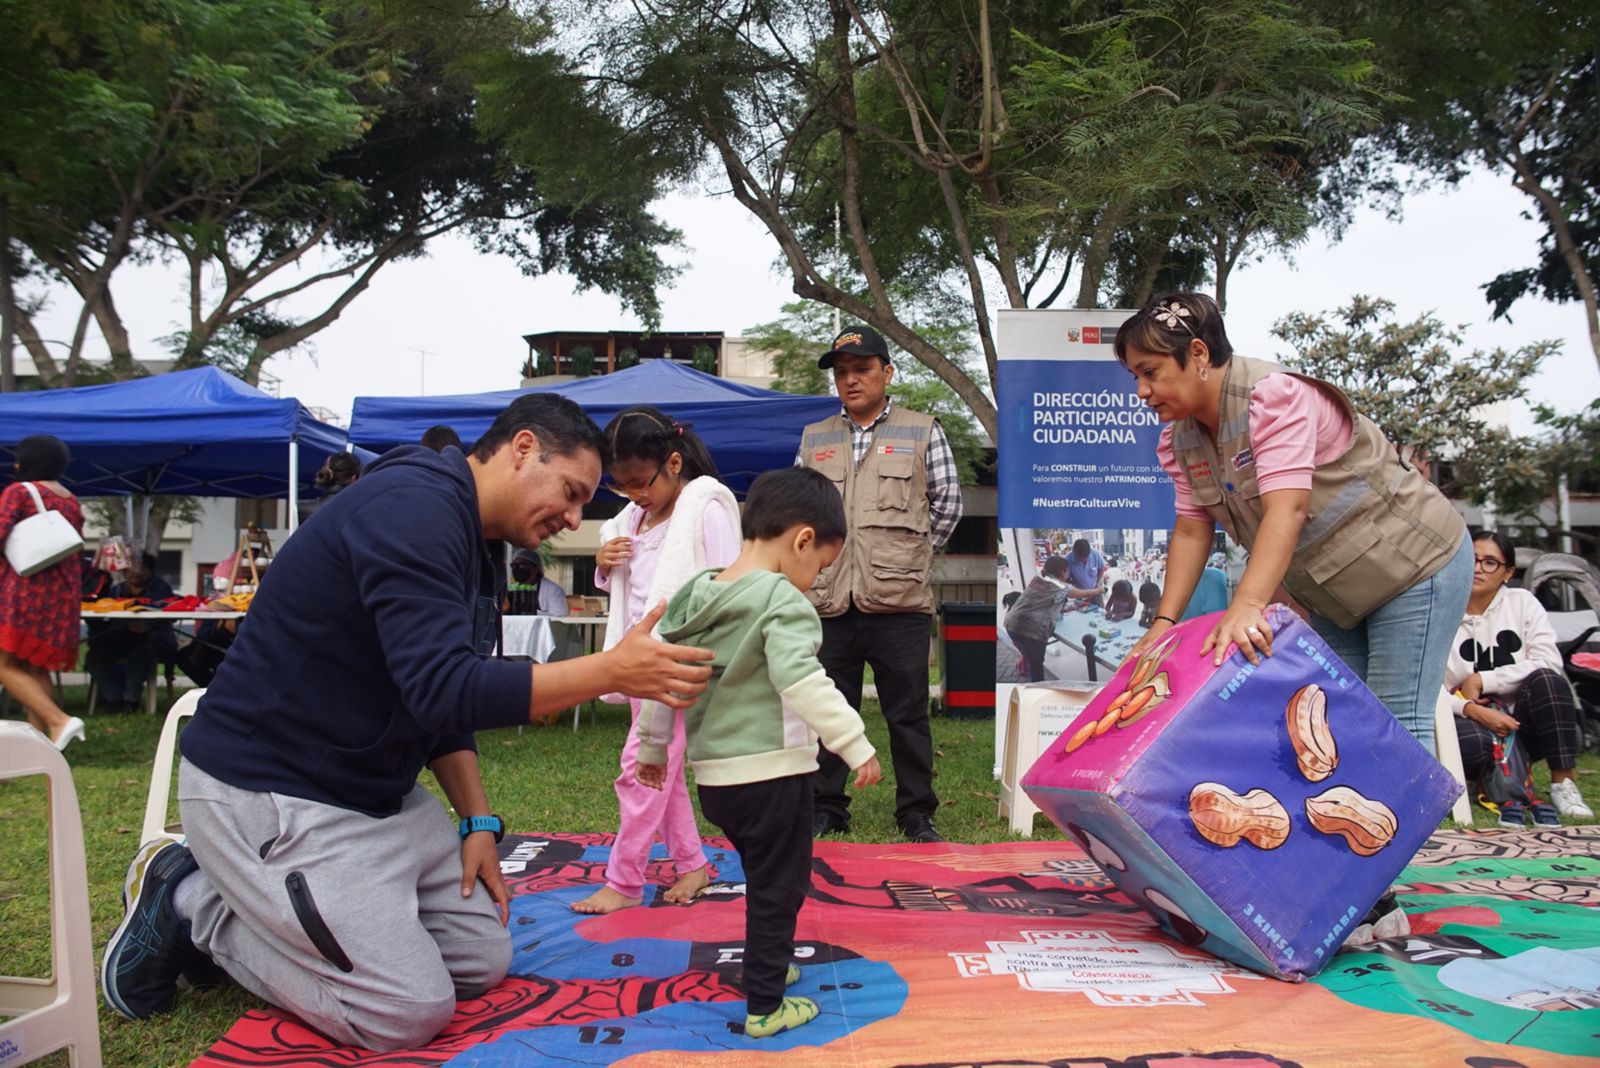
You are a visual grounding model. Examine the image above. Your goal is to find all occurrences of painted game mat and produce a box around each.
[195,826,1600,1067]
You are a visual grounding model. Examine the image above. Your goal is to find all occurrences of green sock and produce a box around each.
[745,996,818,1038]
[786,963,801,986]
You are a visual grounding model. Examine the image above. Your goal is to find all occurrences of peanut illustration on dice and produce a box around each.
[1305,785,1397,856]
[1188,782,1291,850]
[1183,680,1400,856]
[1063,631,1179,754]
[1286,683,1337,782]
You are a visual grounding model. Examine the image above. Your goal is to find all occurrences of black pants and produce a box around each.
[815,606,936,826]
[1007,629,1048,682]
[1457,667,1583,780]
[697,775,813,1016]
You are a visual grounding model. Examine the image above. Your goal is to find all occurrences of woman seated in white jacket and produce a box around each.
[1444,530,1593,824]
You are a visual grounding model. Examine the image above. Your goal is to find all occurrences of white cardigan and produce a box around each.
[1442,586,1564,716]
[598,475,739,658]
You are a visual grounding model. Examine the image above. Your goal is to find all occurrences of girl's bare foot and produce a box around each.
[660,864,710,905]
[570,886,643,914]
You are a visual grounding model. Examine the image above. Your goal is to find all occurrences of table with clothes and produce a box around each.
[82,590,251,709]
[1050,599,1148,677]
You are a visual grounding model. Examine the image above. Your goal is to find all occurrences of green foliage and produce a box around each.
[569,345,595,377]
[748,300,986,485]
[534,346,555,377]
[690,343,717,375]
[0,0,681,385]
[1451,400,1600,557]
[1274,296,1554,466]
[1313,0,1600,365]
[616,346,639,370]
[576,0,1385,443]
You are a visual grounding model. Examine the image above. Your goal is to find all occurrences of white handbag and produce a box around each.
[5,482,84,577]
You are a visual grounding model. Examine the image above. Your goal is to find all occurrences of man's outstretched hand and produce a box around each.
[606,601,714,710]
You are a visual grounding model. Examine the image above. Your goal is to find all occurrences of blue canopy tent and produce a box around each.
[0,367,360,535]
[349,360,839,494]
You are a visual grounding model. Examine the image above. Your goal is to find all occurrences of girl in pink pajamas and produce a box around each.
[573,407,741,914]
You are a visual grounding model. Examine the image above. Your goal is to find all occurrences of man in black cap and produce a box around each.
[795,325,963,843]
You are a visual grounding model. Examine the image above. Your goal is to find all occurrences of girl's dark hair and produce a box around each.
[1139,580,1162,607]
[603,406,719,482]
[1040,555,1069,580]
[1113,291,1233,370]
[15,434,70,481]
[1111,579,1134,599]
[315,452,362,490]
[1471,529,1516,572]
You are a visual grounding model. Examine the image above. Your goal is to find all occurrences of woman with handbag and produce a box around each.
[0,434,87,749]
[1445,530,1593,825]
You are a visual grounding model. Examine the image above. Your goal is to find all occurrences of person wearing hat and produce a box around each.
[795,325,963,843]
[509,548,568,615]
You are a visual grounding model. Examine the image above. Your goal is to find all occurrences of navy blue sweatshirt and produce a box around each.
[181,446,532,817]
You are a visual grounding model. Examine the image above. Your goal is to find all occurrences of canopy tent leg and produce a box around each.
[287,441,299,533]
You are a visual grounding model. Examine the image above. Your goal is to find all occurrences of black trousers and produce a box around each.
[814,606,936,826]
[1457,667,1583,781]
[697,774,814,1015]
[1007,629,1049,682]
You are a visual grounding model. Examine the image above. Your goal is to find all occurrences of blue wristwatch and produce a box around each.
[458,814,505,843]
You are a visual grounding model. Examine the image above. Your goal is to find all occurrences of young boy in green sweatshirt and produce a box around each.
[635,466,882,1039]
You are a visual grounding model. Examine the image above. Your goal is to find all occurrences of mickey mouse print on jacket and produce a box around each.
[1441,585,1566,717]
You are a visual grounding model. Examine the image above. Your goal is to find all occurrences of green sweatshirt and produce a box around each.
[636,569,876,786]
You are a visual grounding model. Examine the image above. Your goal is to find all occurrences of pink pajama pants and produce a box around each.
[605,697,707,899]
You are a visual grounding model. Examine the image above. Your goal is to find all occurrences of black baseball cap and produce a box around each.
[818,325,891,369]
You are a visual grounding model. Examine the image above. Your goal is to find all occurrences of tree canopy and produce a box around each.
[0,0,681,389]
[562,0,1382,441]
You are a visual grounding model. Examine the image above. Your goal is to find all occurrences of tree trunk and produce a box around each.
[0,202,14,394]
[1509,151,1600,375]
[1076,200,1126,308]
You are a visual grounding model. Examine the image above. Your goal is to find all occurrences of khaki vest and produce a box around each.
[1170,356,1465,628]
[800,405,936,616]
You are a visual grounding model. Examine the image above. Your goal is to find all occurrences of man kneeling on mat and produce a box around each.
[101,395,715,1051]
[635,466,882,1038]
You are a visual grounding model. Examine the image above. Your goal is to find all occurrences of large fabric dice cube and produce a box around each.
[1021,603,1462,981]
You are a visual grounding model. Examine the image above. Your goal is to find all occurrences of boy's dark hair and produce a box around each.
[602,406,718,481]
[741,467,847,543]
[15,434,70,481]
[1113,291,1233,370]
[1002,590,1021,609]
[1040,555,1069,580]
[472,394,603,464]
[1110,578,1133,599]
[1139,580,1162,607]
[420,424,462,452]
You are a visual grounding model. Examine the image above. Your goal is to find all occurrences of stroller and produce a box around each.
[1524,552,1600,752]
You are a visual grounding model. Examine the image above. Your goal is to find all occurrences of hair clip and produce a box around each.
[1152,301,1193,332]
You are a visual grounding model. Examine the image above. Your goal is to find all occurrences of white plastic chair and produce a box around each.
[1433,688,1475,825]
[998,683,1102,836]
[140,688,205,845]
[0,722,103,1067]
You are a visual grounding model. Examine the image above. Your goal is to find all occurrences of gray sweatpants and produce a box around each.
[177,758,511,1051]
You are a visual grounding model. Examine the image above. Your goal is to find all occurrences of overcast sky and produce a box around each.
[26,166,1599,426]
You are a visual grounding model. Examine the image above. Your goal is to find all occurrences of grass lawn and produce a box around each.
[2,688,1596,1067]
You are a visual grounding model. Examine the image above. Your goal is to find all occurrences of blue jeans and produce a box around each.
[1307,537,1473,753]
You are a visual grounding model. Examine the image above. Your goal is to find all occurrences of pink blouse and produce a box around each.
[1159,373,1353,522]
[595,498,741,630]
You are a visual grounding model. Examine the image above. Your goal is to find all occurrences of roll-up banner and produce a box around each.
[993,308,1183,781]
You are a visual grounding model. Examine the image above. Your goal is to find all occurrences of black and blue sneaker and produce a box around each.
[101,839,201,1018]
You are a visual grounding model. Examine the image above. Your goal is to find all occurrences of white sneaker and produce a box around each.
[1549,779,1594,820]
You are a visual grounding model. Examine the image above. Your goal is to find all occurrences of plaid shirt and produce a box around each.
[794,398,964,549]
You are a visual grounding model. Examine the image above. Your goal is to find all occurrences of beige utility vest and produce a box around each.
[1170,356,1465,628]
[799,405,936,617]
